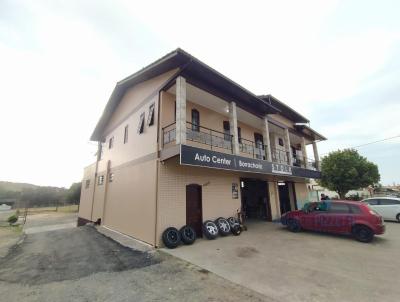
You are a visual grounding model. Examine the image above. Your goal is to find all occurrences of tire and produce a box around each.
[162,227,181,249]
[227,217,240,228]
[203,220,219,239]
[287,219,301,233]
[215,217,231,236]
[353,225,374,243]
[396,213,400,223]
[179,225,196,245]
[231,224,242,236]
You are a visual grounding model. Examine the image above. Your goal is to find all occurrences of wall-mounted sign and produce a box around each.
[232,183,239,199]
[180,145,321,179]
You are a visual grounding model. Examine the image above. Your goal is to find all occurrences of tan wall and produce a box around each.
[78,163,97,220]
[294,182,309,208]
[268,114,295,129]
[156,157,241,246]
[102,159,157,245]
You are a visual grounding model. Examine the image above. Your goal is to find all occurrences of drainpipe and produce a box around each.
[90,141,101,222]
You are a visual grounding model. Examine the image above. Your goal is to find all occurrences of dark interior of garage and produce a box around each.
[240,178,271,221]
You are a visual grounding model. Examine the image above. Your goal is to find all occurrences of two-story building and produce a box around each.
[78,49,326,247]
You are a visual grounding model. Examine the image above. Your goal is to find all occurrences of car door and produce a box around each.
[320,202,353,234]
[364,198,382,216]
[379,199,400,220]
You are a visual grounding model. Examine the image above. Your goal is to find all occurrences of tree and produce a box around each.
[318,149,380,199]
[66,182,82,204]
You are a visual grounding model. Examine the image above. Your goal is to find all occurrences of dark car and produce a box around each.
[281,200,385,242]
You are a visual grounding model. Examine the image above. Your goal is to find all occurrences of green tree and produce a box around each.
[318,149,380,199]
[66,182,82,204]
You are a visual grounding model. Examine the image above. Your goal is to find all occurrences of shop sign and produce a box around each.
[180,145,321,179]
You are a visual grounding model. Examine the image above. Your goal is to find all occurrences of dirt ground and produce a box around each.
[0,222,272,302]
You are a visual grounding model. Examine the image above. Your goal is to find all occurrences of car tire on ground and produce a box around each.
[162,227,181,249]
[227,217,240,228]
[231,224,241,236]
[396,213,400,223]
[203,220,219,239]
[353,225,374,243]
[215,217,231,236]
[179,225,196,245]
[287,219,301,232]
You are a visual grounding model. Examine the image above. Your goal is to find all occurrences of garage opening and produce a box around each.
[278,181,297,215]
[240,178,271,221]
[186,184,203,237]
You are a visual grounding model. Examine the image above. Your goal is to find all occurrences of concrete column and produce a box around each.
[301,137,308,168]
[312,141,320,170]
[229,102,239,155]
[262,117,272,161]
[284,128,293,166]
[175,76,186,145]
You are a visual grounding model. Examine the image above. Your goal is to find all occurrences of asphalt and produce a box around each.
[0,214,272,302]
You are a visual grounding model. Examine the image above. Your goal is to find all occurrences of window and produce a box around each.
[124,125,129,144]
[191,109,200,131]
[148,103,155,126]
[328,203,351,214]
[223,121,230,141]
[278,138,284,146]
[137,112,145,134]
[108,137,114,149]
[109,173,114,183]
[379,199,400,205]
[98,144,103,160]
[364,199,379,205]
[97,175,104,186]
[254,133,264,148]
[85,179,90,189]
[349,205,362,214]
[237,127,242,143]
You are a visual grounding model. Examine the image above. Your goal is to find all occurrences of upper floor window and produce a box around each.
[254,133,264,148]
[191,109,200,132]
[85,179,90,189]
[148,103,155,126]
[109,137,114,149]
[137,112,145,134]
[223,121,230,141]
[278,137,284,147]
[237,127,242,143]
[109,173,114,183]
[98,175,104,186]
[124,125,129,144]
[98,144,103,160]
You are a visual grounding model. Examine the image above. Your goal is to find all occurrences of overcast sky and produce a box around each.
[0,0,399,187]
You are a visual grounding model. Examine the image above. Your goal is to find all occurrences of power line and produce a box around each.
[320,134,400,156]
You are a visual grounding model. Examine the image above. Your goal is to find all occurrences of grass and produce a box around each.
[18,204,79,214]
[0,224,23,235]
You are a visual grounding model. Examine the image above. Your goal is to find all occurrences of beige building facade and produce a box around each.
[78,49,326,247]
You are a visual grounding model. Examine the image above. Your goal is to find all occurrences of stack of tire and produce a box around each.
[162,217,241,249]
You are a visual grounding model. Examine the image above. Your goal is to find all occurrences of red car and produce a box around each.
[281,200,385,242]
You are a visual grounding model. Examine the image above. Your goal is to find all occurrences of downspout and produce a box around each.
[154,90,162,247]
[90,141,101,221]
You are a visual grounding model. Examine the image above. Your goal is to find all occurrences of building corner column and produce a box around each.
[229,102,239,155]
[262,117,272,161]
[284,128,293,166]
[175,76,186,145]
[312,141,320,171]
[300,137,308,169]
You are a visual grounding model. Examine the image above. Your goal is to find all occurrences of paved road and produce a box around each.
[0,217,271,302]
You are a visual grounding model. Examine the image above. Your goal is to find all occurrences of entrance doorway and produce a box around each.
[186,184,203,237]
[240,178,271,221]
[278,182,296,215]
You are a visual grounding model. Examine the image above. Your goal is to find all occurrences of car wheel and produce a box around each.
[396,213,400,223]
[227,217,240,228]
[287,219,301,232]
[162,227,181,249]
[179,225,196,245]
[215,217,231,236]
[203,220,219,239]
[353,225,374,243]
[231,224,242,236]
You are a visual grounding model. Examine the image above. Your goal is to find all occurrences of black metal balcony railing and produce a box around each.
[239,138,268,160]
[186,121,233,152]
[271,148,290,165]
[161,122,317,169]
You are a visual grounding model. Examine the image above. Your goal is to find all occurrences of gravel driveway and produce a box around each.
[0,223,271,302]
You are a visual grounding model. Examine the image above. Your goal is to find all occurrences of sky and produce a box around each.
[0,0,399,188]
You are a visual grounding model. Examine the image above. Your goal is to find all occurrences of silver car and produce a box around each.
[362,197,400,222]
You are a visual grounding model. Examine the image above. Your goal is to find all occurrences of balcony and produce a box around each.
[161,122,317,170]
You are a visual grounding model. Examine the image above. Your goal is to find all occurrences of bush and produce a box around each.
[7,214,18,225]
